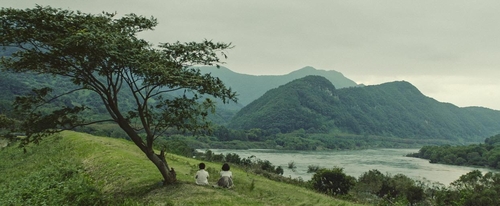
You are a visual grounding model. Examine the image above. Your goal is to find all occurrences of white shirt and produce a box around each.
[195,169,209,185]
[220,170,232,178]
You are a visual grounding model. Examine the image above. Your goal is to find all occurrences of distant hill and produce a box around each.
[228,75,500,142]
[1,47,357,124]
[0,72,31,116]
[198,66,358,106]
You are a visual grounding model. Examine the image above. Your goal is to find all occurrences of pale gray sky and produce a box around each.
[4,0,500,110]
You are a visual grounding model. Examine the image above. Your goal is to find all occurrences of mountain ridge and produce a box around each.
[198,66,358,106]
[228,76,500,142]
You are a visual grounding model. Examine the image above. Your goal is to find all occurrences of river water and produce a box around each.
[205,148,497,186]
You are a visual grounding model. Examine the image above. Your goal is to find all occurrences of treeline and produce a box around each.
[408,134,500,169]
[17,119,455,152]
[197,149,500,206]
[204,126,452,150]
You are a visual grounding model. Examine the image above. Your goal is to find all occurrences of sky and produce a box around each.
[4,1,500,110]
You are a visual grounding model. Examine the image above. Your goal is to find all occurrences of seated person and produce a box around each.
[217,163,233,188]
[195,162,209,185]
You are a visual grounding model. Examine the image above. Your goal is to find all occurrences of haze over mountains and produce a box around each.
[198,66,358,106]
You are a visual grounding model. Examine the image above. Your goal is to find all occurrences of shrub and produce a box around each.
[225,153,241,164]
[275,166,284,175]
[307,164,321,173]
[310,167,356,196]
[259,160,275,172]
[356,169,385,194]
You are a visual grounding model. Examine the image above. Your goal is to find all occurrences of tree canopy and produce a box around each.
[0,5,236,184]
[408,133,500,169]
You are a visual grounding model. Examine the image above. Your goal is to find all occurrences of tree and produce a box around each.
[0,114,17,139]
[310,167,356,196]
[355,169,385,195]
[0,114,13,129]
[0,6,236,184]
[436,170,500,206]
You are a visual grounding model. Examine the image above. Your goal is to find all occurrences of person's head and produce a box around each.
[198,162,206,170]
[222,163,230,171]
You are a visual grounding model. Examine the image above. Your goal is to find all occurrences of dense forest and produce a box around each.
[229,75,500,143]
[408,133,500,169]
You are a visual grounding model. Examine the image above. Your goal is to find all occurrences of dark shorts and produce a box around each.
[217,176,233,188]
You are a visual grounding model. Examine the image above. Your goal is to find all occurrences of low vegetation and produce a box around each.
[0,131,362,206]
[2,131,500,205]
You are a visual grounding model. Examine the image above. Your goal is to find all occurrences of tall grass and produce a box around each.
[0,131,364,206]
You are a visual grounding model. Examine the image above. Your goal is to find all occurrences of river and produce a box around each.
[204,148,497,186]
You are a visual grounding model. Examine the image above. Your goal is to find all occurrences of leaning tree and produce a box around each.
[0,6,236,184]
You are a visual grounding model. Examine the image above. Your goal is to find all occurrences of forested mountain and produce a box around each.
[229,75,500,143]
[3,42,499,144]
[0,73,31,116]
[198,66,358,106]
[2,45,356,123]
[0,70,134,119]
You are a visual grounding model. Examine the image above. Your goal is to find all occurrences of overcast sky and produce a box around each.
[4,1,500,110]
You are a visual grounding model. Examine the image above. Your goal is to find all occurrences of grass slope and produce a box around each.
[0,131,363,206]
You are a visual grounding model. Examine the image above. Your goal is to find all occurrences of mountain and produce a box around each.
[0,73,31,116]
[228,75,500,142]
[198,66,358,106]
[1,47,356,124]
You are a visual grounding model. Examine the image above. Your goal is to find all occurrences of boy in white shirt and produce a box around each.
[195,162,209,185]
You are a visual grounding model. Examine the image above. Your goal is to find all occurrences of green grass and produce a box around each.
[0,131,364,206]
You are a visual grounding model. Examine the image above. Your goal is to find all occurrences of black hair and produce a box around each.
[222,163,230,171]
[199,162,206,170]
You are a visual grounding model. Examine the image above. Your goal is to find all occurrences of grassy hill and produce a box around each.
[0,131,362,206]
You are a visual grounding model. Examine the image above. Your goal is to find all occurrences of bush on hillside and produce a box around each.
[351,169,427,205]
[307,164,322,173]
[310,167,356,196]
[435,170,500,206]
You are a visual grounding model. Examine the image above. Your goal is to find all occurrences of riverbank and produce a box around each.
[207,148,497,185]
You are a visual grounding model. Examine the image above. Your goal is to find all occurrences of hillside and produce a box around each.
[229,75,338,133]
[229,76,500,143]
[0,131,362,206]
[0,72,30,116]
[0,65,357,125]
[199,66,358,106]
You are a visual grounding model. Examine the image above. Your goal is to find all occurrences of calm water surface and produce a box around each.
[205,148,497,186]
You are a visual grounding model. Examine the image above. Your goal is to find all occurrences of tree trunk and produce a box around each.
[114,117,176,185]
[147,149,177,185]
